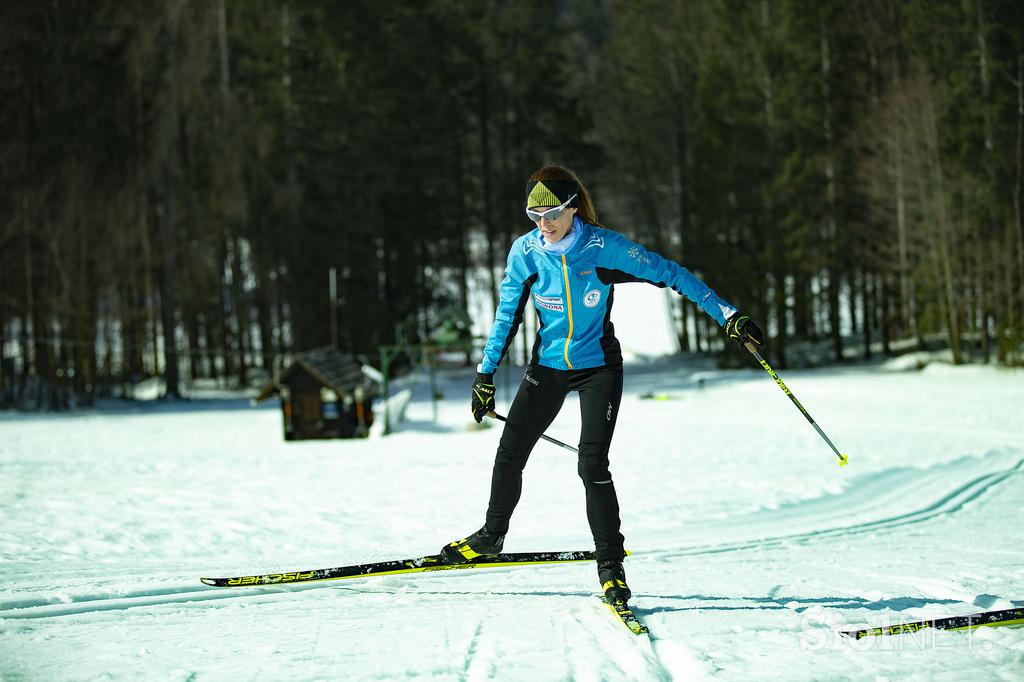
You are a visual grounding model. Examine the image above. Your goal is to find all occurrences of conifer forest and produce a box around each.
[2,0,1022,408]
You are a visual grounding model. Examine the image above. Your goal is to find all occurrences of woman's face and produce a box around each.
[533,206,577,243]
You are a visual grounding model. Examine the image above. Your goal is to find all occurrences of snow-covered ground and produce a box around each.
[1,356,1023,681]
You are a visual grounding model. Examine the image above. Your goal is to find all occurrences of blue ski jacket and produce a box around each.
[479,217,737,374]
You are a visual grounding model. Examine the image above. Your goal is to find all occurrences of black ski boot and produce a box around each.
[440,526,505,564]
[598,559,632,604]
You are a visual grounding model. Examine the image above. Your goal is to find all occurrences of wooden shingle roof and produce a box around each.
[256,347,379,402]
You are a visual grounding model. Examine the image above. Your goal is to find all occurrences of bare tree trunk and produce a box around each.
[893,141,913,339]
[479,57,498,316]
[254,268,275,371]
[134,45,159,379]
[230,237,250,386]
[158,3,182,398]
[682,299,696,353]
[1001,232,1015,363]
[200,314,215,377]
[216,239,234,381]
[453,133,472,353]
[121,277,144,384]
[158,185,181,398]
[0,305,7,404]
[760,0,787,366]
[1014,52,1024,361]
[975,236,989,362]
[32,310,59,410]
[184,292,202,380]
[279,4,296,361]
[18,312,30,400]
[674,85,691,352]
[821,12,843,361]
[792,270,809,340]
[922,86,962,363]
[880,273,892,355]
[975,0,994,364]
[71,254,98,402]
[218,0,231,120]
[846,269,859,337]
[862,267,873,360]
[22,234,34,399]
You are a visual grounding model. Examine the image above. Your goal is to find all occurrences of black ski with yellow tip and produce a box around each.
[840,607,1024,639]
[200,550,596,587]
[602,597,649,635]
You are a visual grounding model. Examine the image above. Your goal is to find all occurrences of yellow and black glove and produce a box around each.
[471,373,495,423]
[725,313,765,349]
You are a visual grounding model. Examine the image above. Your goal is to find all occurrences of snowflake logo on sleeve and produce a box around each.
[627,245,650,264]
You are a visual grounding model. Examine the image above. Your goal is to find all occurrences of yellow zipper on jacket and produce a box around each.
[561,254,574,369]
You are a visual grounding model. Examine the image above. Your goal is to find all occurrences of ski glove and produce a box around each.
[471,373,496,423]
[725,313,765,350]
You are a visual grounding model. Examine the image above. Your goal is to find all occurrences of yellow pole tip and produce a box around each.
[838,454,849,467]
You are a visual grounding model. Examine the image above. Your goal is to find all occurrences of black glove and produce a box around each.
[471,373,495,423]
[725,313,765,349]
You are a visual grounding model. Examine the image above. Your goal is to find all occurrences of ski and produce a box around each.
[840,607,1024,639]
[201,550,596,587]
[601,597,649,635]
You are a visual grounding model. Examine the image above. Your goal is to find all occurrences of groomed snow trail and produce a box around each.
[1,360,1022,681]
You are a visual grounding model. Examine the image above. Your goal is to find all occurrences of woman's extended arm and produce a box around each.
[595,231,737,326]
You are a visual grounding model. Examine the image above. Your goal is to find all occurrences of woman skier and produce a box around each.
[440,165,764,606]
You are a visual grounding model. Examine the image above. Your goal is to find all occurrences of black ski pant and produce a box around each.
[484,363,626,563]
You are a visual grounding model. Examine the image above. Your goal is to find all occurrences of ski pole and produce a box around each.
[487,411,579,454]
[744,342,849,467]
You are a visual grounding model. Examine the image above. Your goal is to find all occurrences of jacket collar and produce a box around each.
[529,217,591,257]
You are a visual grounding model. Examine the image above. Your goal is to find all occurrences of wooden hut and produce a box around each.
[256,348,379,440]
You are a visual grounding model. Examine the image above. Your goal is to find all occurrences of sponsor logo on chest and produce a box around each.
[583,289,602,308]
[534,294,564,312]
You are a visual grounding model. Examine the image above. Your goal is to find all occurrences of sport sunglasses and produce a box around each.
[525,194,577,223]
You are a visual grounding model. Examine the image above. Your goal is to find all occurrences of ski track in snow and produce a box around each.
[1,361,1023,680]
[462,618,491,680]
[649,451,1024,560]
[3,452,1018,624]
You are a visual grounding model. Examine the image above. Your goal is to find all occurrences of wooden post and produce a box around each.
[329,267,338,348]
